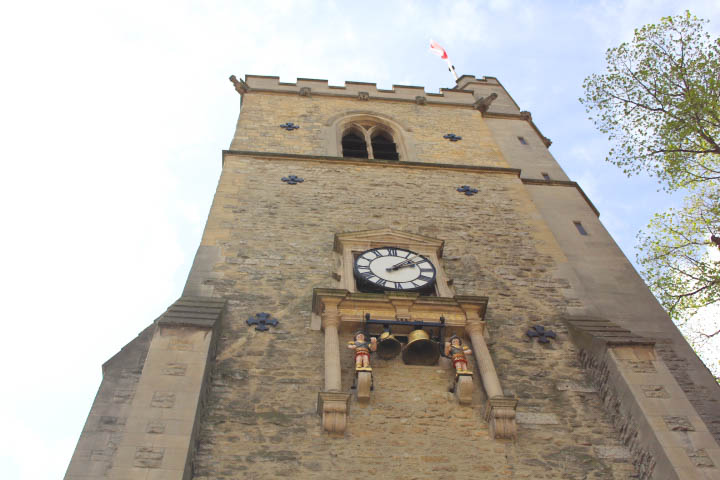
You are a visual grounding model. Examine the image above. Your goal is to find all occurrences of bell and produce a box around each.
[376,330,402,359]
[402,329,440,366]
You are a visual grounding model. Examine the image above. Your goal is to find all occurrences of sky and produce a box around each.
[1,1,719,478]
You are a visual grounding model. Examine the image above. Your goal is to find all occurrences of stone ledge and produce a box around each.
[222,149,522,177]
[311,288,488,336]
[521,178,600,217]
[157,296,226,330]
[565,316,655,348]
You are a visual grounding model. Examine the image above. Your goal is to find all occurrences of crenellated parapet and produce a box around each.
[230,74,521,115]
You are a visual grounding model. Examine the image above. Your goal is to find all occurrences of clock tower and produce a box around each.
[65,74,720,479]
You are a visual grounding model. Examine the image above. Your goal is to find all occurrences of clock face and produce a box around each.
[354,247,437,292]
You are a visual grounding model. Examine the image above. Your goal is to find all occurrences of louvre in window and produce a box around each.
[342,132,368,158]
[371,133,399,160]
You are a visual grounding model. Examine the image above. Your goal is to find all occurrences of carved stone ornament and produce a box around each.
[526,325,557,343]
[473,92,498,113]
[299,87,311,97]
[519,111,532,120]
[457,185,478,196]
[357,91,370,101]
[542,136,552,147]
[415,95,427,105]
[484,396,518,440]
[247,312,279,331]
[229,75,249,94]
[281,175,304,185]
[317,391,351,434]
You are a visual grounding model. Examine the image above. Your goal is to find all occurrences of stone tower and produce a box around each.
[65,74,720,479]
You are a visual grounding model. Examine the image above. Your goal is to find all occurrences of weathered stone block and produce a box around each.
[516,412,560,425]
[151,392,176,409]
[162,363,187,376]
[663,416,695,432]
[594,445,631,460]
[146,421,166,434]
[640,385,670,399]
[133,447,164,468]
[686,449,715,468]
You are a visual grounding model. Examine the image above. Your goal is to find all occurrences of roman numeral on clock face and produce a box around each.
[386,247,397,256]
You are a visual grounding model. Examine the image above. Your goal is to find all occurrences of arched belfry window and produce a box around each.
[370,132,398,160]
[336,118,404,161]
[341,132,368,158]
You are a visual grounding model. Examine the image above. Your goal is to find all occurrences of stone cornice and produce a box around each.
[521,178,600,217]
[222,150,521,176]
[311,288,489,336]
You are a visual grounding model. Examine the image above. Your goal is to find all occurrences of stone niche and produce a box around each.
[312,288,516,439]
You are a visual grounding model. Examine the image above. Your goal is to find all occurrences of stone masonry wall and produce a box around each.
[230,94,508,167]
[191,154,637,479]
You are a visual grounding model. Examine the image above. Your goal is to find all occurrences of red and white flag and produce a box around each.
[429,39,458,80]
[429,39,448,59]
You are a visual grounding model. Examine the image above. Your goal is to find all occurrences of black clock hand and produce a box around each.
[386,257,423,271]
[386,256,417,270]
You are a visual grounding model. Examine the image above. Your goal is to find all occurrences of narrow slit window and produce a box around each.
[371,133,399,160]
[517,136,528,145]
[342,132,368,158]
[542,172,551,181]
[574,221,588,236]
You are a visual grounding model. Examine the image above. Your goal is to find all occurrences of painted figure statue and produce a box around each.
[445,335,472,373]
[348,331,378,369]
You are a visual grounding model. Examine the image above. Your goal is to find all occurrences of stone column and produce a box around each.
[322,300,342,392]
[318,297,350,434]
[466,322,503,398]
[459,297,518,441]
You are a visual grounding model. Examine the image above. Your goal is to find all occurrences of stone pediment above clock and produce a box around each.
[333,228,444,257]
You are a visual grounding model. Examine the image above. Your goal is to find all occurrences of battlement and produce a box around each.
[234,74,519,113]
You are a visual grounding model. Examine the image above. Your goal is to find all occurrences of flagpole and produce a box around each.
[445,58,459,81]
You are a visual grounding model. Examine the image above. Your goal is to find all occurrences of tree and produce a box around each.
[637,185,719,327]
[581,11,720,332]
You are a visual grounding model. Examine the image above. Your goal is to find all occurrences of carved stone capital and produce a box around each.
[465,321,486,337]
[484,396,518,440]
[229,75,249,94]
[456,295,489,323]
[317,391,351,434]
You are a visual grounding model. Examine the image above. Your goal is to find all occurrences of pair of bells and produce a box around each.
[377,329,440,366]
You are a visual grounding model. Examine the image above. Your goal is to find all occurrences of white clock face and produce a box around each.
[354,247,437,291]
